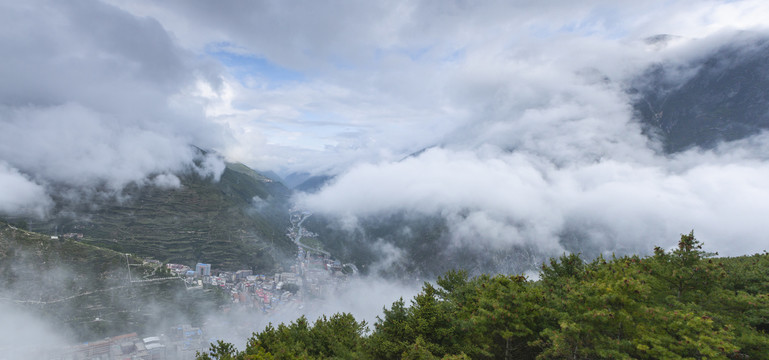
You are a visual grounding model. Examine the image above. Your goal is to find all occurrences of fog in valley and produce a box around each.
[2,0,769,357]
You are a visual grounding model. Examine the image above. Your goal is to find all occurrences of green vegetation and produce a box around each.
[198,232,769,359]
[26,162,294,272]
[298,236,324,252]
[304,212,536,278]
[0,221,228,341]
[303,212,451,277]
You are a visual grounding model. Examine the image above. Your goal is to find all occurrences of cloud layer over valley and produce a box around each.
[3,0,769,267]
[5,1,769,354]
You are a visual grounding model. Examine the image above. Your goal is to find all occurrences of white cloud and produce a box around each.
[4,0,769,259]
[0,161,52,218]
[0,0,227,209]
[0,302,69,358]
[93,1,769,174]
[103,0,769,259]
[0,103,197,189]
[150,173,182,189]
[105,0,769,175]
[2,0,769,347]
[299,138,769,258]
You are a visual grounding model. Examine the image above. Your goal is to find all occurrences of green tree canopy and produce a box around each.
[198,232,769,360]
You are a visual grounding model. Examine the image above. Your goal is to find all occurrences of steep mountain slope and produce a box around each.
[282,171,313,189]
[0,222,225,342]
[26,162,294,272]
[633,34,769,152]
[303,212,543,278]
[294,174,334,194]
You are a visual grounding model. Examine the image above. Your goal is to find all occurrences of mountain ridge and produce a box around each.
[0,220,226,342]
[633,33,769,152]
[20,161,295,272]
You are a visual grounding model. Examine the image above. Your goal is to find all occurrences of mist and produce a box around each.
[200,276,421,351]
[0,303,70,359]
[4,0,769,356]
[295,30,769,262]
[0,0,227,217]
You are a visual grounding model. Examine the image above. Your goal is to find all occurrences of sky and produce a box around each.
[4,0,769,351]
[2,0,769,257]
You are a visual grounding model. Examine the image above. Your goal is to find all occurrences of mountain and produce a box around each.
[303,211,543,278]
[294,174,334,194]
[23,161,295,272]
[282,171,313,189]
[256,169,285,183]
[0,159,298,345]
[0,222,225,342]
[633,33,769,152]
[301,35,769,278]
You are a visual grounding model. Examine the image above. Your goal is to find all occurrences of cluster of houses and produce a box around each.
[23,325,206,360]
[26,209,356,359]
[158,209,355,315]
[162,247,352,315]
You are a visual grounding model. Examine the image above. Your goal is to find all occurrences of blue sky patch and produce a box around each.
[205,42,305,86]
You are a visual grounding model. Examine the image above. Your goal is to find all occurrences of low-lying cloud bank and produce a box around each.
[297,31,769,261]
[0,302,69,358]
[207,276,421,346]
[0,161,52,218]
[299,138,769,259]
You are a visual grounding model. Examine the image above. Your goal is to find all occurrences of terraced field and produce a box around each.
[27,163,295,272]
[0,221,228,342]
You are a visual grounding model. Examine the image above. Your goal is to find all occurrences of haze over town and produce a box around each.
[2,0,769,358]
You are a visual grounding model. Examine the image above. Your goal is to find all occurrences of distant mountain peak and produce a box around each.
[633,33,769,152]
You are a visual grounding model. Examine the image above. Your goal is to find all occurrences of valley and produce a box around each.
[3,2,769,359]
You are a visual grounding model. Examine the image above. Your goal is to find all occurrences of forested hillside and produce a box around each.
[198,232,769,359]
[23,161,294,272]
